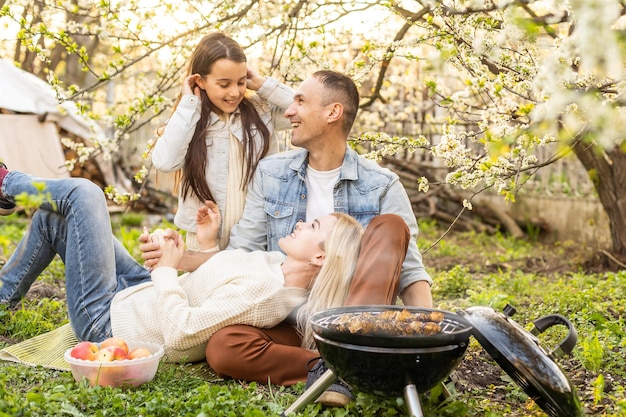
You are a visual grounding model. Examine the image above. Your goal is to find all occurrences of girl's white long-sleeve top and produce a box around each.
[109,250,307,363]
[151,77,294,237]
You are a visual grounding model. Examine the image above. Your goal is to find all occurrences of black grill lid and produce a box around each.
[458,305,583,417]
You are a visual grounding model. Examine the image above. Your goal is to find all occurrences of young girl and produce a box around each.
[151,32,294,250]
[0,169,363,363]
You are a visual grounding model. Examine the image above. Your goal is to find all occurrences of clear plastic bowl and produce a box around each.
[64,341,164,387]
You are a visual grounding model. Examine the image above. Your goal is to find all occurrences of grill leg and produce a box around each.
[281,369,337,416]
[404,384,424,417]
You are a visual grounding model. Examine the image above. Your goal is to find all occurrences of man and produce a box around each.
[142,70,433,406]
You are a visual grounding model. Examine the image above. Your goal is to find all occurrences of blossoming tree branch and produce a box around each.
[1,0,624,260]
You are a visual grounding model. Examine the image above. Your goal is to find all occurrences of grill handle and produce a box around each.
[530,314,578,357]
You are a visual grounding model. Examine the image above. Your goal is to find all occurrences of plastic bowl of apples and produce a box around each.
[64,337,164,388]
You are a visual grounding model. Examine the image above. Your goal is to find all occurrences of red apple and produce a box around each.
[111,346,129,360]
[94,346,128,362]
[70,341,99,361]
[128,346,152,360]
[100,337,129,354]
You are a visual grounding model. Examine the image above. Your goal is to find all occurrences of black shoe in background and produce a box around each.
[0,162,15,216]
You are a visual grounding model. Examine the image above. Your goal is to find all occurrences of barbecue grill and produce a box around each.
[282,306,472,417]
[282,304,583,417]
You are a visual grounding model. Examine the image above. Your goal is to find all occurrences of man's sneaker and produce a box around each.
[0,162,15,215]
[306,357,354,408]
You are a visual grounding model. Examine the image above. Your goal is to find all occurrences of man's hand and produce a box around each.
[196,200,220,250]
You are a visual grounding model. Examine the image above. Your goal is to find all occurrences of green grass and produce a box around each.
[0,214,625,416]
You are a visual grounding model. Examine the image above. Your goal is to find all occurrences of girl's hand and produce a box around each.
[196,200,221,250]
[246,68,266,91]
[182,74,202,97]
[151,230,184,269]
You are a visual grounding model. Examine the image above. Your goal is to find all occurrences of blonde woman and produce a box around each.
[139,207,363,362]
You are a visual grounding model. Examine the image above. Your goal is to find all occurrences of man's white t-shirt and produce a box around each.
[305,165,341,221]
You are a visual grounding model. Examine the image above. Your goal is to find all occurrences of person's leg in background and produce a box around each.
[345,213,409,305]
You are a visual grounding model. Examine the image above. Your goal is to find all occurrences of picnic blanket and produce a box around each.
[0,324,216,378]
[0,323,77,371]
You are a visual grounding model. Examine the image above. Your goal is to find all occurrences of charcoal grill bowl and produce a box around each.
[311,305,473,396]
[314,334,469,396]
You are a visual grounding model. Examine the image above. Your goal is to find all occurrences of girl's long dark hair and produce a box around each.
[169,32,271,202]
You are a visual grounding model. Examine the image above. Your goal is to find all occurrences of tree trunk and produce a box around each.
[572,140,626,262]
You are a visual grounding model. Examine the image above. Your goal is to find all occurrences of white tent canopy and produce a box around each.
[0,60,130,191]
[0,59,102,141]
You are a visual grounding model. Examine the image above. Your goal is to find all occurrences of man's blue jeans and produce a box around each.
[0,172,151,341]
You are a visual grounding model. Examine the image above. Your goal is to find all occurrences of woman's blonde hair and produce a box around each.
[296,212,364,350]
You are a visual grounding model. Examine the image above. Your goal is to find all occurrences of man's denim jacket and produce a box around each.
[228,146,433,295]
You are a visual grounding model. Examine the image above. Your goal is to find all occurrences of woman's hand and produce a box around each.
[139,227,180,270]
[246,68,266,91]
[182,74,202,97]
[150,230,184,269]
[196,201,221,250]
